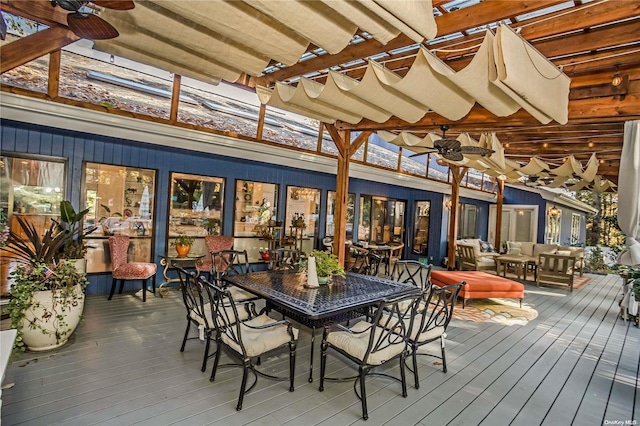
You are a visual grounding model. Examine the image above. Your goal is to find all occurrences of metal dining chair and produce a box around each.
[319,291,422,420]
[107,235,157,302]
[205,280,299,411]
[268,248,301,271]
[196,235,234,280]
[211,249,260,307]
[388,260,432,291]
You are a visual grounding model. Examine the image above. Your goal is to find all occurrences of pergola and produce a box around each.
[1,0,639,265]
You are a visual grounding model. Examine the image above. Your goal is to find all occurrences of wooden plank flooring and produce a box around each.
[1,273,638,425]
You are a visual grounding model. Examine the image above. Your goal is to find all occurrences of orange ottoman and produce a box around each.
[431,271,524,308]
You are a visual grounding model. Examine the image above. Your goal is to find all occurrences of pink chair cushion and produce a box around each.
[196,235,234,273]
[113,262,157,280]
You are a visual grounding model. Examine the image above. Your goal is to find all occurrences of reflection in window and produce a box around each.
[359,195,406,244]
[546,206,562,244]
[457,203,477,239]
[167,172,224,258]
[413,201,430,255]
[84,163,156,273]
[326,191,355,240]
[1,155,66,251]
[285,186,320,253]
[263,106,318,150]
[234,180,279,262]
[571,213,581,245]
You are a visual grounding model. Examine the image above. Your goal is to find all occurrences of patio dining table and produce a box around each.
[223,270,420,382]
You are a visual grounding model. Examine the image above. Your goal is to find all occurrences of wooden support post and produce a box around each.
[317,121,324,152]
[169,74,181,123]
[495,179,505,248]
[1,26,78,74]
[47,50,61,99]
[325,127,371,265]
[447,165,468,270]
[256,104,266,141]
[397,147,403,171]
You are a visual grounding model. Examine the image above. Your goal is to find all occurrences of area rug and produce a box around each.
[452,298,538,326]
[501,271,592,290]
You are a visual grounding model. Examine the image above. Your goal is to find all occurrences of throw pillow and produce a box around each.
[480,240,495,253]
[555,250,572,257]
[507,241,522,255]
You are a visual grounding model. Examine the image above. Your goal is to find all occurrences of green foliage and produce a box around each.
[3,216,69,267]
[585,246,609,273]
[301,250,346,278]
[171,234,195,246]
[57,200,97,259]
[7,261,88,354]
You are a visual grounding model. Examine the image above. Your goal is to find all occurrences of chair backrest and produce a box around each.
[203,280,249,356]
[198,235,235,272]
[538,254,575,284]
[211,249,252,282]
[176,266,211,328]
[388,260,432,291]
[108,236,130,271]
[364,292,422,363]
[457,244,476,270]
[322,237,334,253]
[388,243,405,261]
[269,248,301,271]
[349,246,381,275]
[411,282,464,343]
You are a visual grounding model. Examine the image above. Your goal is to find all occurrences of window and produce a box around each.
[413,201,430,255]
[234,180,279,262]
[546,205,562,244]
[457,203,477,239]
[571,213,581,245]
[168,172,225,257]
[359,195,406,244]
[326,191,355,239]
[1,154,66,249]
[84,163,156,273]
[285,186,320,252]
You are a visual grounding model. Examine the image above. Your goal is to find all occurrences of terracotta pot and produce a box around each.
[175,244,191,257]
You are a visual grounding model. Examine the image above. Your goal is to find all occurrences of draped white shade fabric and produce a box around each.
[95,0,437,84]
[258,26,570,126]
[378,130,615,192]
[617,120,640,267]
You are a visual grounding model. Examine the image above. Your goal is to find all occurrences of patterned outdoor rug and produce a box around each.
[452,298,538,326]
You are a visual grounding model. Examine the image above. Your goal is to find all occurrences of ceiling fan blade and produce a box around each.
[459,146,495,156]
[93,0,135,10]
[435,138,461,150]
[408,150,433,158]
[68,13,119,40]
[0,11,7,40]
[443,152,464,162]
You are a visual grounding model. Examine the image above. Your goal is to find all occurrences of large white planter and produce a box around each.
[21,284,85,352]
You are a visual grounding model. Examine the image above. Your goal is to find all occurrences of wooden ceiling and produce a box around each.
[1,0,639,185]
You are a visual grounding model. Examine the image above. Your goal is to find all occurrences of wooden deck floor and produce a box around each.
[1,273,638,425]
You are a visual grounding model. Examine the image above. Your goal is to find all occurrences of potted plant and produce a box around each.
[172,234,195,257]
[301,250,346,285]
[57,200,98,273]
[4,215,88,353]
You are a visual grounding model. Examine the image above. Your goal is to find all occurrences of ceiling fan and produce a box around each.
[410,125,495,162]
[523,174,554,187]
[50,0,134,40]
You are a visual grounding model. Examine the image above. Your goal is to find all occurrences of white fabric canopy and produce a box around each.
[97,0,436,84]
[617,120,640,267]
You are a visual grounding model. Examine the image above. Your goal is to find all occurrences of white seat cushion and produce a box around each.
[327,321,405,365]
[222,314,299,358]
[228,286,258,301]
[192,302,251,331]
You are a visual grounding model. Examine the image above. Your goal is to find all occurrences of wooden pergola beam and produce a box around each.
[1,25,79,74]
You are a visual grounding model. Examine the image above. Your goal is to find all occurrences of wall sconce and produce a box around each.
[444,199,452,210]
[549,205,559,217]
[612,70,622,87]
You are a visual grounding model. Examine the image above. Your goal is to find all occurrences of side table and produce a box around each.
[158,254,204,297]
[496,254,532,281]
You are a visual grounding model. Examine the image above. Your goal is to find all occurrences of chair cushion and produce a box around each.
[519,242,534,257]
[228,286,258,301]
[199,301,251,330]
[327,321,405,365]
[533,244,559,257]
[555,250,572,257]
[222,314,299,358]
[112,262,157,279]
